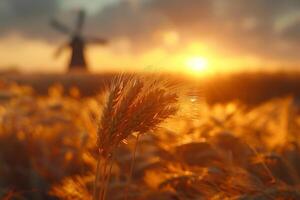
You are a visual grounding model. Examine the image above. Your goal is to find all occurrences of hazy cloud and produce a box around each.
[0,0,60,39]
[282,20,300,42]
[209,0,300,59]
[87,0,216,51]
[1,0,300,60]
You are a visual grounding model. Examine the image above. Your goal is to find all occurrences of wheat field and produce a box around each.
[0,75,300,200]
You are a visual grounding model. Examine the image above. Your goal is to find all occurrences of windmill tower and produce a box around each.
[50,10,107,71]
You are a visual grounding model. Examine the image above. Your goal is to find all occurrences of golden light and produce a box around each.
[186,57,208,73]
[162,31,179,46]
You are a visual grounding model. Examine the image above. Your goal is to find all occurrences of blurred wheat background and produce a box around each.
[0,74,299,200]
[2,0,300,199]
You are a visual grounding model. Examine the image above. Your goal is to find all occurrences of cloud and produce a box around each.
[0,0,60,39]
[281,20,300,42]
[87,0,216,51]
[143,0,214,27]
[1,0,300,61]
[87,0,300,58]
[208,0,300,59]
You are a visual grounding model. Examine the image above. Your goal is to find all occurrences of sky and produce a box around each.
[1,0,300,74]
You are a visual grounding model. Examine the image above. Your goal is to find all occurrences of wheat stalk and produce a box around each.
[94,75,178,200]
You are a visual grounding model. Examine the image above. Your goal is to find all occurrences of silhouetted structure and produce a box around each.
[50,10,107,71]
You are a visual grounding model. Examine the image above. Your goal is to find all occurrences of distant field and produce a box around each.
[1,75,300,199]
[0,72,115,96]
[2,71,300,104]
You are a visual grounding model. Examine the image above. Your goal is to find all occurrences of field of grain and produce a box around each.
[1,75,300,200]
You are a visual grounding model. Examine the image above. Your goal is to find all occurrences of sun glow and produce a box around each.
[186,57,208,74]
[0,36,248,74]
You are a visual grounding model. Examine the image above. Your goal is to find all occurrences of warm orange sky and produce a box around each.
[0,34,270,75]
[1,0,300,75]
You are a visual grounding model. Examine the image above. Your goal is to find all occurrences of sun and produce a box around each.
[185,57,208,73]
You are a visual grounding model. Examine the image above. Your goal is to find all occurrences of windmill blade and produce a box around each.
[50,19,71,35]
[75,9,86,34]
[87,37,108,45]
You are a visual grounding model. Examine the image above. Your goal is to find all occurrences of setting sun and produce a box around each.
[186,57,208,74]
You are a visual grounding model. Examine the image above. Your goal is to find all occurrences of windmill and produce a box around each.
[50,10,107,71]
